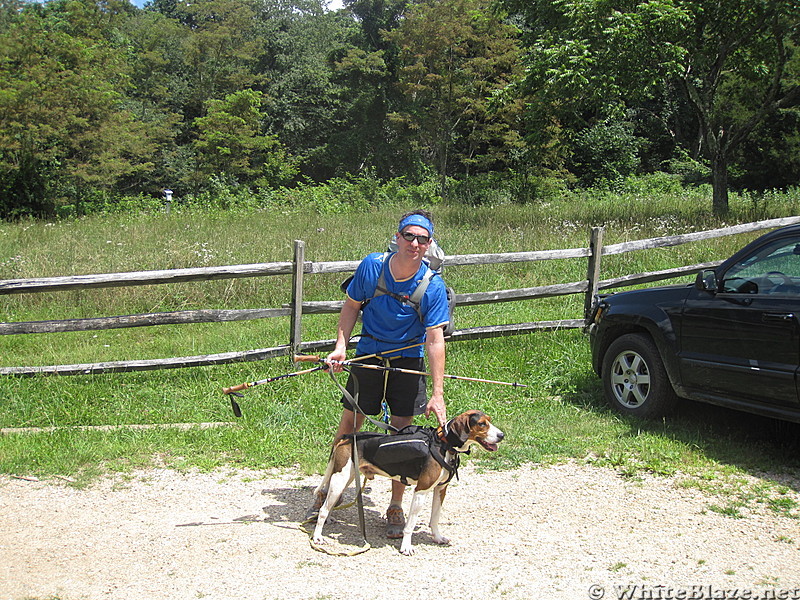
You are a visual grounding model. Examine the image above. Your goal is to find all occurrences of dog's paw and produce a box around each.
[399,542,416,556]
[432,534,450,546]
[312,534,327,546]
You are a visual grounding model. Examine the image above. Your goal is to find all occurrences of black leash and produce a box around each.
[326,366,393,545]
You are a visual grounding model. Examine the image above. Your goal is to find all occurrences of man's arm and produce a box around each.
[327,297,362,371]
[424,325,446,426]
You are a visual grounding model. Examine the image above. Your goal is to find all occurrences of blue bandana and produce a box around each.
[398,214,434,238]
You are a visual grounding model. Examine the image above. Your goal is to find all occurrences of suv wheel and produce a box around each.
[601,333,678,419]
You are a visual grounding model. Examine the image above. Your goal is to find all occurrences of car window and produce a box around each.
[721,237,800,294]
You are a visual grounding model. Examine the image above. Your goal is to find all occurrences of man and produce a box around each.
[309,210,450,538]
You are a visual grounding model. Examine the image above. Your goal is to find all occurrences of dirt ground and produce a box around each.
[2,462,799,600]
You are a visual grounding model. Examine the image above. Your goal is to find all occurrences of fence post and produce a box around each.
[290,240,305,364]
[584,226,605,323]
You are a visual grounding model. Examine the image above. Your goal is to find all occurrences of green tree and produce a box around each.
[733,106,800,189]
[172,0,265,123]
[255,1,357,180]
[192,89,297,189]
[384,0,524,194]
[508,0,800,214]
[0,0,155,217]
[347,0,409,48]
[324,0,408,178]
[116,9,189,193]
[327,47,391,176]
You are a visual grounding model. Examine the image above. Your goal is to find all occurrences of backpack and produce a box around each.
[341,247,456,338]
[356,425,458,484]
[360,427,431,483]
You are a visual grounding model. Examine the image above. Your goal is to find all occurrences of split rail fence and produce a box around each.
[2,215,799,377]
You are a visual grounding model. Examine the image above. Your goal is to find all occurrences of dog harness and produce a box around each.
[355,424,462,486]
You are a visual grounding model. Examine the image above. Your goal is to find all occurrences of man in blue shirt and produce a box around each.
[313,210,450,538]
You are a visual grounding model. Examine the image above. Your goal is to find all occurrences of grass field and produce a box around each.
[1,184,800,517]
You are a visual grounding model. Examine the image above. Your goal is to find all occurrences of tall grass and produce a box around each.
[1,182,799,507]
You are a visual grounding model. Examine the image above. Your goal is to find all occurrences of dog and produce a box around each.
[310,409,504,555]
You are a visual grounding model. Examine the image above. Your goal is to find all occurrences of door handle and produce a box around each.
[763,312,795,322]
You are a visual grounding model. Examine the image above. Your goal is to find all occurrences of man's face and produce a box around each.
[396,225,432,261]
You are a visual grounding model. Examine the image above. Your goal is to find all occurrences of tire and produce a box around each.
[601,333,678,419]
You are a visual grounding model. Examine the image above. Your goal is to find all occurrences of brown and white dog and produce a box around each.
[311,410,504,555]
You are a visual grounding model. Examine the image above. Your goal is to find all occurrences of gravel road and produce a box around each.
[2,462,799,600]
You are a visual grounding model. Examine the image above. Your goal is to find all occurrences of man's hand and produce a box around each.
[326,348,347,373]
[425,393,447,427]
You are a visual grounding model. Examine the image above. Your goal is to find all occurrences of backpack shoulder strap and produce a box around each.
[372,252,391,299]
[408,268,435,308]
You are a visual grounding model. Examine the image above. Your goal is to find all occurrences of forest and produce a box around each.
[0,0,798,219]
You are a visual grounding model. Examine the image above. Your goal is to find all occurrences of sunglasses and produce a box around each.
[400,231,431,245]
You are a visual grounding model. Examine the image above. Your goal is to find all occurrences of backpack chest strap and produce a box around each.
[372,254,435,322]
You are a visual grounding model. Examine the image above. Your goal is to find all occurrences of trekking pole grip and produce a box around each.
[222,382,251,395]
[293,354,321,363]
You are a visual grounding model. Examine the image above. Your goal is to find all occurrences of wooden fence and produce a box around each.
[2,215,799,377]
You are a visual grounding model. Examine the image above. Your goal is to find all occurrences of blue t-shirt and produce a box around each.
[346,252,449,357]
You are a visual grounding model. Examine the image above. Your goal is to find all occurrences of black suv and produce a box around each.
[587,224,800,423]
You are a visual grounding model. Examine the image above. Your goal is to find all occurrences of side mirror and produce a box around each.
[696,269,718,292]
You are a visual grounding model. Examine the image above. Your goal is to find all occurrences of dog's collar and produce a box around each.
[436,423,451,445]
[432,425,461,483]
[436,421,471,454]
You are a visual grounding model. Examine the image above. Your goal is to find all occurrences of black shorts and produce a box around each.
[339,356,427,418]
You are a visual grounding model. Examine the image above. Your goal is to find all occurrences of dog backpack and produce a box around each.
[357,426,458,485]
[360,426,433,483]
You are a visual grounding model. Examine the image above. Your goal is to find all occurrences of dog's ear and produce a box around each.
[445,413,471,447]
[468,411,486,428]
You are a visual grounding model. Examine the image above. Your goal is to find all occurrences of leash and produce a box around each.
[304,366,373,555]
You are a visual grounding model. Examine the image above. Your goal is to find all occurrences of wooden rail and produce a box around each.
[2,215,799,376]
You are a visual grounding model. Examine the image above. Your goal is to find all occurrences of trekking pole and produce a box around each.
[294,354,528,388]
[346,340,427,363]
[220,341,424,398]
[222,364,328,417]
[223,364,328,395]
